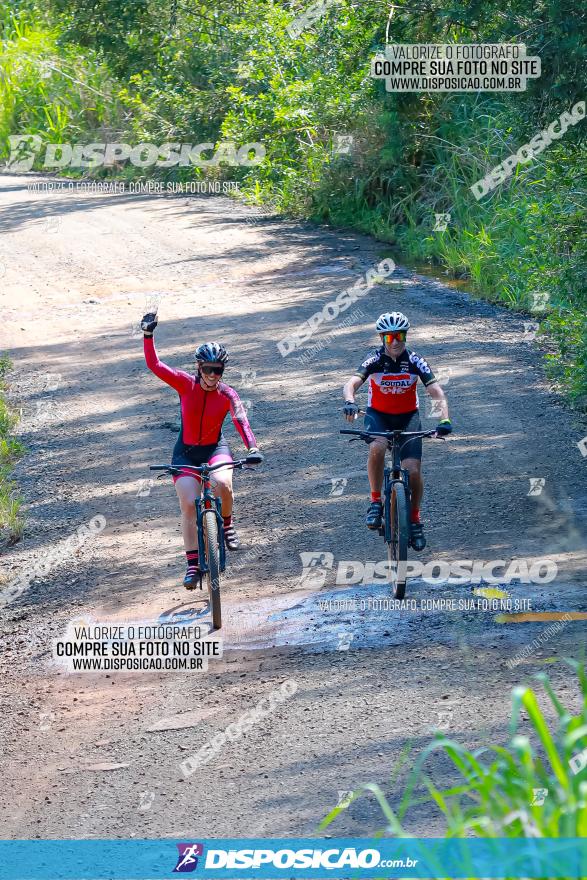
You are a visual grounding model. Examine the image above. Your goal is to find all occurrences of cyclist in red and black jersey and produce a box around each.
[342,312,452,550]
[141,312,263,588]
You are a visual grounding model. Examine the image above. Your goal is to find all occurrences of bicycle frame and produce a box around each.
[340,427,437,543]
[150,458,254,576]
[384,431,418,541]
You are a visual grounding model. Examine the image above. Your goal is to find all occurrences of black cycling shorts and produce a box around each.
[364,408,423,460]
[171,436,232,482]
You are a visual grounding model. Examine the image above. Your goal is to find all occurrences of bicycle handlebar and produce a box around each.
[340,428,438,439]
[150,457,256,476]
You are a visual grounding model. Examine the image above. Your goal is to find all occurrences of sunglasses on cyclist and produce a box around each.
[200,364,224,376]
[382,331,407,343]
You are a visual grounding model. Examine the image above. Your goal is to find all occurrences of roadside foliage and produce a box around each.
[321,665,587,844]
[1,0,584,405]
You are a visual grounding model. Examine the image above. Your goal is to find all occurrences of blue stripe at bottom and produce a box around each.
[0,838,585,879]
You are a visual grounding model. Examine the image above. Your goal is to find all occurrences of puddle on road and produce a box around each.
[85,581,585,658]
[157,582,414,650]
[221,584,415,652]
[169,580,584,654]
[403,262,476,293]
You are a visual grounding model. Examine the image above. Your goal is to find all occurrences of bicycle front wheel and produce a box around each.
[203,509,222,629]
[387,482,409,599]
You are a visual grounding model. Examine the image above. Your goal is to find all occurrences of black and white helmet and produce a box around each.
[194,342,228,364]
[375,312,410,333]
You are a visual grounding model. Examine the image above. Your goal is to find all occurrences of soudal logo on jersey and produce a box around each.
[380,373,414,392]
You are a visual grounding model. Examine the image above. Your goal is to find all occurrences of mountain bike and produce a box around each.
[340,426,441,599]
[150,457,257,629]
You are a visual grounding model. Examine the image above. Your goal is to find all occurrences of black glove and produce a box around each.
[343,401,358,418]
[435,419,453,437]
[141,312,158,336]
[246,447,264,465]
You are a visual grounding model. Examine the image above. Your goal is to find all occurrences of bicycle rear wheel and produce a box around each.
[387,482,409,599]
[203,509,222,629]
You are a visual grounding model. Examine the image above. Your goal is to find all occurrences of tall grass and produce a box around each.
[320,662,587,844]
[0,12,121,167]
[0,356,25,544]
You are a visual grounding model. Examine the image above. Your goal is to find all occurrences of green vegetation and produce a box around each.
[0,356,25,543]
[320,664,587,845]
[0,10,118,157]
[1,0,585,403]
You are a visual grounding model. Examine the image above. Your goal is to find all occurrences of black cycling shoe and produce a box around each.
[183,565,203,590]
[224,523,240,551]
[410,522,426,551]
[366,501,383,530]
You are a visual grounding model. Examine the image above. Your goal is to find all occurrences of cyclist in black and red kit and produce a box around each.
[342,312,452,550]
[141,312,263,588]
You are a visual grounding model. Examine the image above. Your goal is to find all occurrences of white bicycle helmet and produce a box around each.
[375,311,410,333]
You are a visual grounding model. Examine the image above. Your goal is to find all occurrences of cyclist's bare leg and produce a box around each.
[174,475,201,551]
[402,457,423,511]
[367,438,387,495]
[210,467,234,518]
[366,438,387,528]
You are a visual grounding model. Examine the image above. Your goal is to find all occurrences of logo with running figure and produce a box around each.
[7,134,44,171]
[173,843,204,873]
[299,552,334,588]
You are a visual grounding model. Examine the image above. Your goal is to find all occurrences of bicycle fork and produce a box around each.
[215,496,227,573]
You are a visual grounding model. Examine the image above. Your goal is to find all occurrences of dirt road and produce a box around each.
[1,173,586,838]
